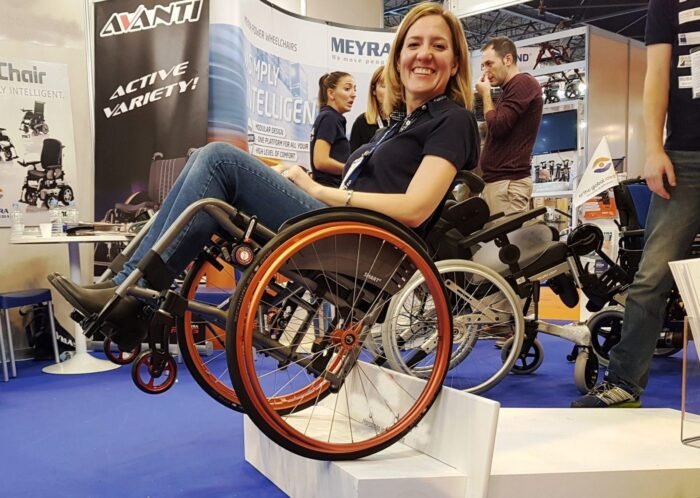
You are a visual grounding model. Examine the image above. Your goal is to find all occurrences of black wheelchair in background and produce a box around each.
[586,178,699,366]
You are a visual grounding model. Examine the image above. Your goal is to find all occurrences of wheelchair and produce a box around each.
[94,151,191,276]
[18,138,74,207]
[586,178,698,366]
[19,101,49,136]
[0,127,18,161]
[65,198,455,461]
[379,172,623,394]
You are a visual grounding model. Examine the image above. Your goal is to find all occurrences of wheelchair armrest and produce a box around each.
[114,201,157,214]
[442,197,490,236]
[453,170,485,194]
[621,228,644,238]
[457,207,546,250]
[17,160,40,168]
[487,211,505,222]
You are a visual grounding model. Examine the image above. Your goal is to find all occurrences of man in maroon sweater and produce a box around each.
[477,36,543,215]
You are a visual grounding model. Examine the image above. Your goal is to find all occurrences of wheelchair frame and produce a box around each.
[70,197,455,461]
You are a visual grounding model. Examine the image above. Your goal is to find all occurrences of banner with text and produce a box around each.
[94,0,209,217]
[209,0,394,166]
[0,58,78,227]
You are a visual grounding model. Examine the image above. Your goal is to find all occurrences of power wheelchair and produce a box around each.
[19,101,49,136]
[0,127,19,161]
[18,138,74,207]
[62,197,457,461]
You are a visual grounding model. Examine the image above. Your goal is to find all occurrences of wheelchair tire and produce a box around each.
[587,307,624,367]
[227,209,452,461]
[574,347,600,394]
[382,258,524,394]
[177,245,243,411]
[503,337,544,374]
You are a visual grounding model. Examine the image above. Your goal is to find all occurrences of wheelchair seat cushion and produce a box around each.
[27,170,46,180]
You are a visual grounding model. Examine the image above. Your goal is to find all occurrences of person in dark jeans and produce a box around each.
[476,36,543,216]
[572,0,700,408]
[49,2,480,352]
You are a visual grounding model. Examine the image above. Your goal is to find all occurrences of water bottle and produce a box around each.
[64,201,79,231]
[49,198,63,236]
[10,203,24,237]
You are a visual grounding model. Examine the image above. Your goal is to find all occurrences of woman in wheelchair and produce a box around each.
[50,2,480,354]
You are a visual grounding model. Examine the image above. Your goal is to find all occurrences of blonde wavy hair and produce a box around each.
[365,65,386,125]
[382,2,473,116]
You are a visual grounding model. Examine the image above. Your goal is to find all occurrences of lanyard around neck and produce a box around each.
[340,95,447,190]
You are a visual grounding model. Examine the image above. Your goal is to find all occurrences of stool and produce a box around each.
[0,288,59,381]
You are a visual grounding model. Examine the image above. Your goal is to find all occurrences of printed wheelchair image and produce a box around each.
[18,138,74,207]
[0,127,19,161]
[19,101,49,136]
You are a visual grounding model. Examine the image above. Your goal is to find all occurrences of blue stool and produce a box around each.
[0,288,59,381]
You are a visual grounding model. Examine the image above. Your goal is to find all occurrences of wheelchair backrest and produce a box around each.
[147,153,188,205]
[613,178,651,230]
[34,101,45,117]
[40,138,63,169]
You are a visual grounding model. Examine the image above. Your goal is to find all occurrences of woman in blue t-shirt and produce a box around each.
[309,71,356,187]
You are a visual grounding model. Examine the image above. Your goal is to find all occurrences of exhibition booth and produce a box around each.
[1,1,700,497]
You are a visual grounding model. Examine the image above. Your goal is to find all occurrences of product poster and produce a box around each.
[0,58,78,227]
[209,0,394,167]
[93,0,210,219]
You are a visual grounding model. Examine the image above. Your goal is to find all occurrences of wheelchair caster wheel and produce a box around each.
[587,307,624,367]
[574,348,600,394]
[502,337,544,375]
[103,338,141,365]
[131,351,177,394]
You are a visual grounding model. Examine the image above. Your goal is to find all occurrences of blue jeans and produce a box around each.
[113,142,327,285]
[607,150,700,394]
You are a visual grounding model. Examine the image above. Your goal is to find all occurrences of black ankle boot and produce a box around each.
[49,275,147,351]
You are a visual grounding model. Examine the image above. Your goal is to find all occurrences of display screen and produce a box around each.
[533,109,578,155]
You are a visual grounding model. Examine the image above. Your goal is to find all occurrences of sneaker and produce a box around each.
[570,381,641,408]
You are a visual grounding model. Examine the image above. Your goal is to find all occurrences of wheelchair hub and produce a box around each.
[331,324,360,350]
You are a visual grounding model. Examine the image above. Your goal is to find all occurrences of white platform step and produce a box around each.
[245,362,501,498]
[489,408,700,498]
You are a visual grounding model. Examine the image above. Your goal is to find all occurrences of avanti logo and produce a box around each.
[593,156,612,173]
[99,0,203,38]
[331,37,390,57]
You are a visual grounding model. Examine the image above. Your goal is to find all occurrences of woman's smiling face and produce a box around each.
[398,14,457,111]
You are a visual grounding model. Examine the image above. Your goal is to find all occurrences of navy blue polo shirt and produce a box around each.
[343,98,479,195]
[646,0,700,151]
[310,105,350,187]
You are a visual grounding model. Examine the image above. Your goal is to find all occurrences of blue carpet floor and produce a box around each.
[1,330,693,498]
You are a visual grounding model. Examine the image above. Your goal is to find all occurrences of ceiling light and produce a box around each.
[447,0,530,18]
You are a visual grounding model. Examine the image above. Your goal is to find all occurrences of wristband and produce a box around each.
[345,189,354,206]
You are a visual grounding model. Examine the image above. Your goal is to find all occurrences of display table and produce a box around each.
[11,232,130,374]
